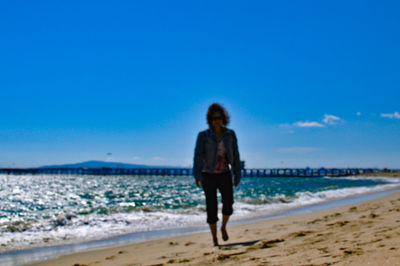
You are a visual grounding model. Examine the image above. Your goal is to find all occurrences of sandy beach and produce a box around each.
[27,189,400,266]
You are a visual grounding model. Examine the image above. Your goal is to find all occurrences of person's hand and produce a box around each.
[233,179,240,187]
[196,178,203,188]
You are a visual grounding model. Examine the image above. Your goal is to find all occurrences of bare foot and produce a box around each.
[213,237,219,247]
[221,227,229,241]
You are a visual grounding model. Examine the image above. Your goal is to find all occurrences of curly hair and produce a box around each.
[206,103,230,127]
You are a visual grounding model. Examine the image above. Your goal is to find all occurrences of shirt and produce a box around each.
[212,140,230,173]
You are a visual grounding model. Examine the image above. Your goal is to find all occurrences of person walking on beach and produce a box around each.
[193,103,241,246]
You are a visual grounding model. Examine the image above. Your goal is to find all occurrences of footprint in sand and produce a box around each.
[327,221,349,227]
[217,254,231,261]
[178,258,192,263]
[290,230,314,237]
[166,258,193,264]
[318,247,329,253]
[217,251,246,261]
[371,238,383,243]
[369,213,378,218]
[104,251,127,261]
[308,218,322,224]
[105,255,116,260]
[286,249,297,255]
[343,249,364,256]
[349,206,357,212]
[335,220,350,227]
[311,238,324,244]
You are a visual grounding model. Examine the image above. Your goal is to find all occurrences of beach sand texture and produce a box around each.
[29,191,400,266]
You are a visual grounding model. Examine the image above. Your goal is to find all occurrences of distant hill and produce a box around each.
[39,160,180,169]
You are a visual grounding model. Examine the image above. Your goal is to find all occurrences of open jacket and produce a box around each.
[193,127,241,183]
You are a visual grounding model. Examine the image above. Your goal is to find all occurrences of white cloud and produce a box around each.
[131,156,140,161]
[292,114,342,129]
[323,114,342,125]
[152,156,164,161]
[278,147,320,154]
[381,112,400,119]
[293,121,325,128]
[356,112,361,116]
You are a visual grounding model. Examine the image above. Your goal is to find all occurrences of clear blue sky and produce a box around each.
[1,0,399,169]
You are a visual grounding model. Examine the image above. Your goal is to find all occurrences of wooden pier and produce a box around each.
[0,167,379,177]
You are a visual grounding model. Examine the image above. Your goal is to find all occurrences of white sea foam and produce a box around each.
[0,210,206,251]
[232,180,400,221]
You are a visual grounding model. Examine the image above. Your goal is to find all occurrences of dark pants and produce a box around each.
[202,171,234,224]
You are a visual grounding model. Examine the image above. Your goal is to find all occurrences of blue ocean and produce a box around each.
[1,174,400,253]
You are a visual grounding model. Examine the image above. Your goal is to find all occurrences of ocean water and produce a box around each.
[1,174,399,253]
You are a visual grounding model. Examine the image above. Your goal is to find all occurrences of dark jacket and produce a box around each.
[193,127,241,183]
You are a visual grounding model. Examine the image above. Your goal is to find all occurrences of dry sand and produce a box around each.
[28,191,400,266]
[361,172,400,178]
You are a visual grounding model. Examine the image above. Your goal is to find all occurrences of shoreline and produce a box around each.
[1,185,398,266]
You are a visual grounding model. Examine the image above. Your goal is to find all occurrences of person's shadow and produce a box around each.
[219,239,260,249]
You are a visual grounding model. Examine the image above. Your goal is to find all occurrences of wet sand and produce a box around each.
[28,190,400,266]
